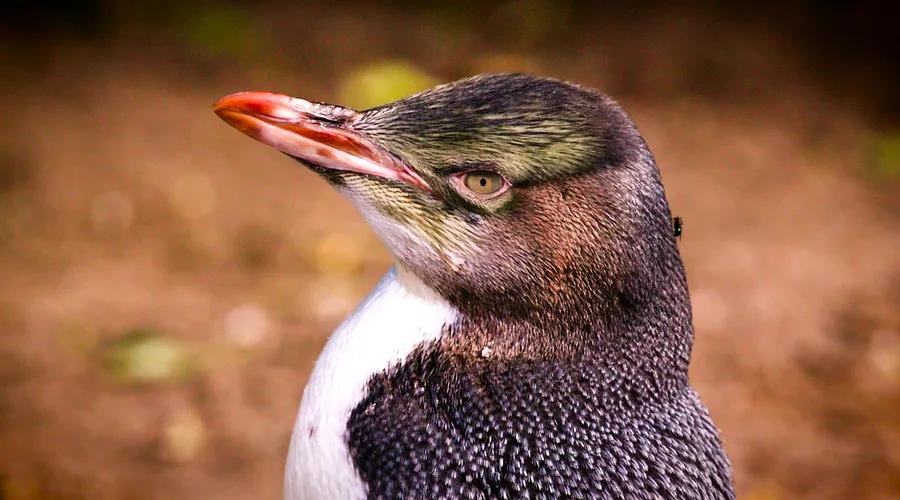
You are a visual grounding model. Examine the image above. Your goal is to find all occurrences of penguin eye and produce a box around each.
[452,170,509,198]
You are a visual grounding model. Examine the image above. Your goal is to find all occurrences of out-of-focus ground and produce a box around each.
[1,1,898,499]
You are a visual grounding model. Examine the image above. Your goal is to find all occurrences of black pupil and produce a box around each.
[479,177,487,187]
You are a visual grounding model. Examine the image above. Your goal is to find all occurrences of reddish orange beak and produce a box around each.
[213,92,430,191]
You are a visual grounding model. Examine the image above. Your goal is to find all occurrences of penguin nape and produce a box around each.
[214,74,735,500]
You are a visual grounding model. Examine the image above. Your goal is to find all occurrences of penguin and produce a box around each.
[214,74,735,500]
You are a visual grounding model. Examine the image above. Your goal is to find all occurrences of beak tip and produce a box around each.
[212,92,249,114]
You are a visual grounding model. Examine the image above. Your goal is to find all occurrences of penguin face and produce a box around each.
[215,74,668,318]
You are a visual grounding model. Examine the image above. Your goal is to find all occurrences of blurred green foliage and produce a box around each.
[102,328,196,384]
[338,61,439,110]
[871,133,900,179]
[175,2,264,59]
[496,0,571,47]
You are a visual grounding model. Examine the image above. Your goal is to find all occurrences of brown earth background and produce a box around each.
[0,1,898,499]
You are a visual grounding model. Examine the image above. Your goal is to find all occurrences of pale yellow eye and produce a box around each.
[462,171,505,196]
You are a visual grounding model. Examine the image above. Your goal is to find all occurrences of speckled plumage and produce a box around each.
[349,350,732,499]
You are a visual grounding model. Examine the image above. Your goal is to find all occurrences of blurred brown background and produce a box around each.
[1,1,898,499]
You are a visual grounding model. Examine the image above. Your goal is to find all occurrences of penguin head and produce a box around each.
[215,74,680,322]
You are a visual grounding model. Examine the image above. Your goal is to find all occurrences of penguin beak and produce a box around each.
[213,92,431,191]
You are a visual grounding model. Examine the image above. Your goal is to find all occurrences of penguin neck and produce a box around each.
[445,240,694,401]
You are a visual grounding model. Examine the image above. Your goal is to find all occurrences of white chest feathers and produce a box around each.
[284,267,457,500]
